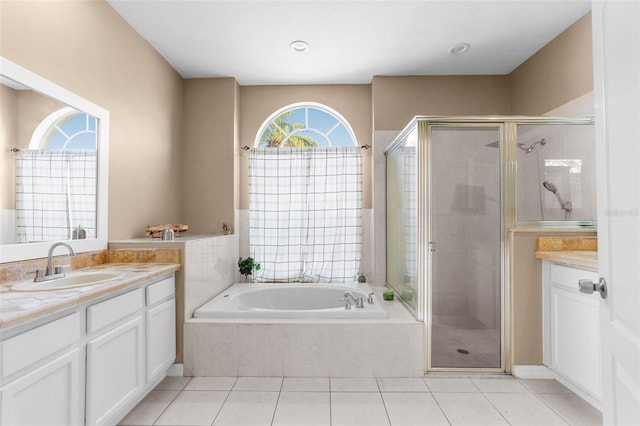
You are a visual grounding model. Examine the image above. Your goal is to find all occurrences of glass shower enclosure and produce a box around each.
[385,116,595,371]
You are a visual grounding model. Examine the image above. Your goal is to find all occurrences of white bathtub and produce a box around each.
[194,282,387,319]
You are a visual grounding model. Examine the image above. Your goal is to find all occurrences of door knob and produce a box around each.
[579,277,607,299]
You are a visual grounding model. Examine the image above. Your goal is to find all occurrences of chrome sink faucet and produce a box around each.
[343,291,364,309]
[34,242,75,282]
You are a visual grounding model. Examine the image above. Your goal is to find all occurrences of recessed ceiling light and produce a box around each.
[289,40,309,53]
[448,43,471,55]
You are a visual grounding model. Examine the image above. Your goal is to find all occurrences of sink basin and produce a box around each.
[11,271,123,292]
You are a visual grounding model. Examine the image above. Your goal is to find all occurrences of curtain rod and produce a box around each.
[242,144,371,150]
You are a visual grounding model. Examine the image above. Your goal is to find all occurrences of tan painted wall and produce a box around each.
[372,75,511,131]
[181,78,238,233]
[509,13,593,115]
[0,0,184,240]
[238,85,372,209]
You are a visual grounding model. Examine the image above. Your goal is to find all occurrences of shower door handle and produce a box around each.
[428,242,436,252]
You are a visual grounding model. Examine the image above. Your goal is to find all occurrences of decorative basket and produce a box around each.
[145,223,189,238]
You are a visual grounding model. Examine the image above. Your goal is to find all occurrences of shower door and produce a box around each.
[427,125,503,370]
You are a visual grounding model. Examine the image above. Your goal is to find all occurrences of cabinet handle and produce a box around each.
[578,277,608,299]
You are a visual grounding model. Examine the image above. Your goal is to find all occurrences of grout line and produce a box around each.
[525,387,573,425]
[376,378,393,426]
[329,383,333,426]
[269,382,283,426]
[149,387,183,426]
[429,393,453,426]
[209,387,233,426]
[479,390,513,425]
[144,376,192,425]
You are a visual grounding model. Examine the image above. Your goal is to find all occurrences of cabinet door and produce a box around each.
[1,349,83,426]
[146,298,176,382]
[550,285,602,398]
[86,316,144,426]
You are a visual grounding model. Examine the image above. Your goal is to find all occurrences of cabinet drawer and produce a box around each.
[2,313,81,378]
[87,288,143,334]
[146,276,175,306]
[550,263,598,291]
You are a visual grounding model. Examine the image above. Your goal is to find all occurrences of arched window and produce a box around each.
[255,102,357,148]
[250,103,362,283]
[30,107,97,150]
[16,107,97,243]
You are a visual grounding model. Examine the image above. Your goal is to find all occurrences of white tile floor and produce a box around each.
[119,376,603,426]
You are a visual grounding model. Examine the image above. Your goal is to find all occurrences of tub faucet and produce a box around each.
[34,242,75,282]
[343,291,364,309]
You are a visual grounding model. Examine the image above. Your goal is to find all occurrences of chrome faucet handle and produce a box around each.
[355,297,364,308]
[367,292,375,304]
[54,265,70,275]
[344,299,352,310]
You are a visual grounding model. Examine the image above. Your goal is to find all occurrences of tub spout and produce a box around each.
[343,291,364,308]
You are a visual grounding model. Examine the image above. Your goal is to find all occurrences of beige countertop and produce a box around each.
[535,250,598,270]
[0,263,180,329]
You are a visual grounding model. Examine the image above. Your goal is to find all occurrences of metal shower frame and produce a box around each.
[385,115,595,373]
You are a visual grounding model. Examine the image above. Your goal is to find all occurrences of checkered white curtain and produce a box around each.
[403,147,418,282]
[15,150,97,243]
[249,147,362,282]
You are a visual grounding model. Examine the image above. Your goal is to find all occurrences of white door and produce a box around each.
[592,1,640,424]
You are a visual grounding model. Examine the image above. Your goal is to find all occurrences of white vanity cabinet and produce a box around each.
[85,289,145,425]
[0,272,176,426]
[145,277,176,382]
[0,314,84,426]
[542,261,602,408]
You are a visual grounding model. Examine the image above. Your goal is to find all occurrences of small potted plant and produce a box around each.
[238,257,261,281]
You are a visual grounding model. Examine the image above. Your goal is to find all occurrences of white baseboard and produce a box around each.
[166,363,184,377]
[512,365,556,379]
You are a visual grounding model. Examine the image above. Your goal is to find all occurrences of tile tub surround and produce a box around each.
[109,234,238,364]
[184,287,424,378]
[119,375,603,426]
[0,262,180,328]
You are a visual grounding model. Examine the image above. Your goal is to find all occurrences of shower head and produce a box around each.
[520,138,547,154]
[487,138,547,153]
[542,180,572,212]
[542,181,558,194]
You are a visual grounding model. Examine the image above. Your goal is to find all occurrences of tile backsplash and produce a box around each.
[0,248,180,285]
[535,236,597,251]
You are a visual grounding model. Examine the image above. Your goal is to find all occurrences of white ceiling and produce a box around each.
[107,0,592,86]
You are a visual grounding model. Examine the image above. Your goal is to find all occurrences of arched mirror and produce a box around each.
[0,57,109,262]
